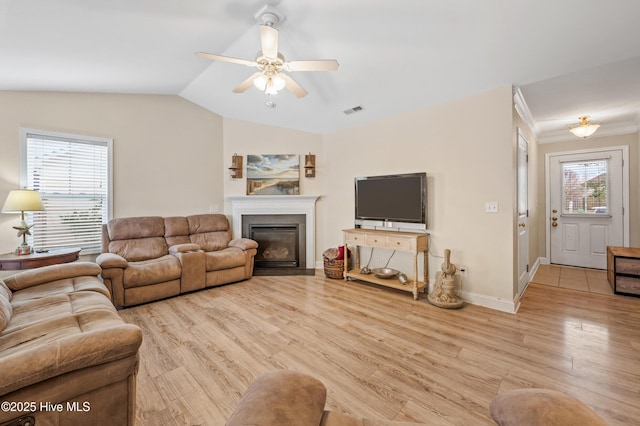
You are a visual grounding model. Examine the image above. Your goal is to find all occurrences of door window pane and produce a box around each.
[561,159,608,214]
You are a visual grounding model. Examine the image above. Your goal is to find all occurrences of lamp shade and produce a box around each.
[2,189,45,213]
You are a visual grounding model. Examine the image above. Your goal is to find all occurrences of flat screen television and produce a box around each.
[354,172,427,231]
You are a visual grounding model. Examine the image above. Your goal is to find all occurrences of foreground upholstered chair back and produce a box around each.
[227,370,428,426]
[490,388,608,426]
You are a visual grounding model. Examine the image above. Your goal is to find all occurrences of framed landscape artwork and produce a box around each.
[246,154,300,195]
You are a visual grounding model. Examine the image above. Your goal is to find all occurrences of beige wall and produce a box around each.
[221,118,324,200]
[535,132,640,257]
[221,87,517,308]
[323,85,516,307]
[0,91,224,255]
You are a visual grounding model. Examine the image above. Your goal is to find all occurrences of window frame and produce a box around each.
[560,157,611,218]
[19,128,113,254]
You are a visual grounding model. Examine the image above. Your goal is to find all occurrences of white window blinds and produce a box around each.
[561,158,609,215]
[21,129,112,254]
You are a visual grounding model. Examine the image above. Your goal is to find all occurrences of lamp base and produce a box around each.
[15,245,32,255]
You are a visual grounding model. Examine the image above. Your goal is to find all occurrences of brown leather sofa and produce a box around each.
[0,262,142,426]
[97,214,258,308]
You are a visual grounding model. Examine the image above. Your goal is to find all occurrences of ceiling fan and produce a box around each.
[196,6,339,99]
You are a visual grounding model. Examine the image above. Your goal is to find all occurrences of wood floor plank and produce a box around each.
[118,273,640,426]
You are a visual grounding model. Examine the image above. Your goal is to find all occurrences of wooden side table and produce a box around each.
[607,246,640,296]
[0,247,81,271]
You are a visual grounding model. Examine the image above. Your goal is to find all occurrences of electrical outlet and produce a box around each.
[485,201,499,213]
[458,265,467,277]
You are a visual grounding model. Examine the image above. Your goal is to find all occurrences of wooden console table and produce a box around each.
[0,247,81,271]
[343,228,429,300]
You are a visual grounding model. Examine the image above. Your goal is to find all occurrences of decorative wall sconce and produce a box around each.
[229,153,243,179]
[304,152,316,178]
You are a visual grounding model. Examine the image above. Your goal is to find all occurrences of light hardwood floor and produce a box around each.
[119,273,640,426]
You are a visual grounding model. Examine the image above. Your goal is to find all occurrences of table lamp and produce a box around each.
[2,189,45,255]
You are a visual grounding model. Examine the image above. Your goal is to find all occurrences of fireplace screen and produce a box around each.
[250,225,299,268]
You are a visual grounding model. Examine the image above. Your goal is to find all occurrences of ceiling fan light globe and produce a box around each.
[265,78,277,95]
[253,75,267,90]
[273,75,286,91]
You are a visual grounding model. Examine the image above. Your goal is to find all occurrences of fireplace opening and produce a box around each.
[251,225,299,268]
[242,214,312,275]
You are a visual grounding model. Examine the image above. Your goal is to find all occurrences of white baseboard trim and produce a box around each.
[459,290,517,314]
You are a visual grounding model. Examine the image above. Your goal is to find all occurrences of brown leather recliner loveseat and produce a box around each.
[0,262,142,426]
[97,214,258,308]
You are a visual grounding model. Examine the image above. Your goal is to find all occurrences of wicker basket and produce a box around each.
[323,258,344,279]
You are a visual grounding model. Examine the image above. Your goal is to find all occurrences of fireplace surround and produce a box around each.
[227,195,319,275]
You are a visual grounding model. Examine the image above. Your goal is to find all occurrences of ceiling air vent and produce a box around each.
[343,105,364,115]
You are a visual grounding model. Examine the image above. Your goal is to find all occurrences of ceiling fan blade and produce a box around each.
[259,25,279,58]
[195,52,256,67]
[232,72,263,94]
[280,73,307,98]
[284,59,339,72]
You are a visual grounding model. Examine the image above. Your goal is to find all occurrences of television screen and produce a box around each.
[355,172,426,227]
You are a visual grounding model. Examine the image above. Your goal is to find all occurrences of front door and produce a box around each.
[548,148,626,269]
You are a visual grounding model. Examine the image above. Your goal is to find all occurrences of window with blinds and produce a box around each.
[20,129,113,254]
[561,159,609,215]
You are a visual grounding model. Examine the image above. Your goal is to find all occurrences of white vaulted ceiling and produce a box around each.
[2,0,640,140]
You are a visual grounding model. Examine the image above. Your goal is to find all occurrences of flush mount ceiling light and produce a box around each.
[195,5,339,98]
[569,115,601,138]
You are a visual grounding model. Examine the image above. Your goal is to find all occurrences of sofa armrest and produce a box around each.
[0,322,142,397]
[229,238,259,251]
[169,243,201,254]
[3,262,102,292]
[96,252,128,269]
[96,254,127,307]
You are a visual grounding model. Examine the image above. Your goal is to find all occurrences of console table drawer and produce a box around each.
[386,236,413,251]
[365,234,387,248]
[345,233,366,245]
[616,258,640,275]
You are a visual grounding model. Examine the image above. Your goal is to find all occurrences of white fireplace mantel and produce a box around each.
[227,195,320,269]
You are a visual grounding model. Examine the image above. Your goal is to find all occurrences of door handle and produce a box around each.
[519,223,526,228]
[551,216,557,221]
[552,209,558,213]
